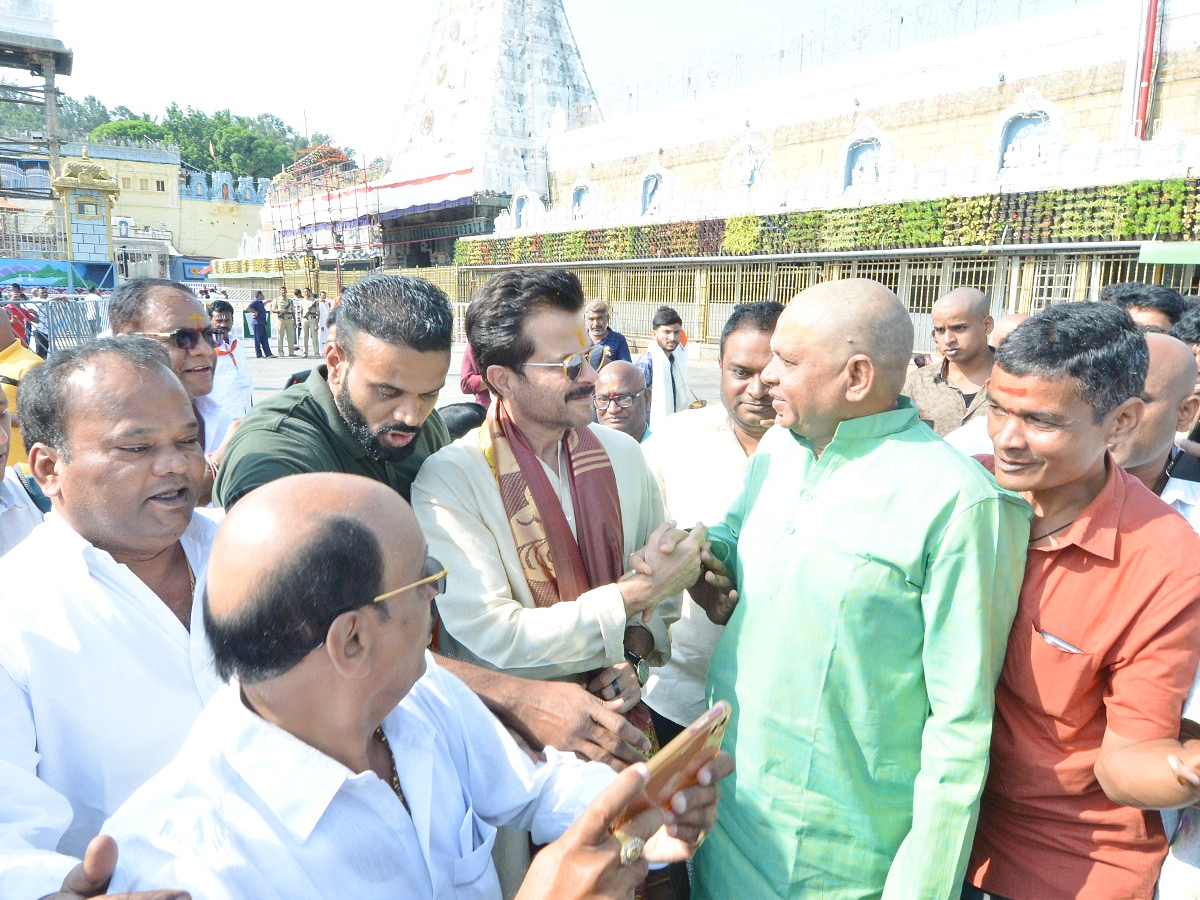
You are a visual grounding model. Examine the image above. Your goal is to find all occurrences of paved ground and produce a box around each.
[244,342,723,410]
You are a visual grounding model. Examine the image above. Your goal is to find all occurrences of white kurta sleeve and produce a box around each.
[0,663,79,900]
[421,660,616,844]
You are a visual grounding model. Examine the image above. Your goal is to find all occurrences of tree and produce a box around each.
[111,105,153,122]
[91,119,165,143]
[59,95,111,138]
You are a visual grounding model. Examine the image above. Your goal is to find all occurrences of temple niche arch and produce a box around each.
[994,88,1067,173]
[508,183,546,231]
[840,120,893,196]
[569,179,597,222]
[637,164,672,217]
[845,139,881,190]
[722,134,769,192]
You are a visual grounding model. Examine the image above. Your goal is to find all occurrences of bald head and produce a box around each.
[595,360,645,395]
[782,278,914,395]
[205,473,423,684]
[1147,333,1199,409]
[933,287,990,321]
[1111,333,1200,478]
[593,359,650,440]
[991,313,1028,348]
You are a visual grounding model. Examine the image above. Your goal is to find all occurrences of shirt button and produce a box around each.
[802,492,814,501]
[784,526,795,535]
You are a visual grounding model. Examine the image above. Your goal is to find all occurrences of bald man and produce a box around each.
[101,473,731,900]
[689,279,1030,900]
[943,313,1029,458]
[593,360,651,442]
[903,287,995,435]
[1111,333,1200,528]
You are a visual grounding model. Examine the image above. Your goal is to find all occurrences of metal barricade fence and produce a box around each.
[15,300,109,355]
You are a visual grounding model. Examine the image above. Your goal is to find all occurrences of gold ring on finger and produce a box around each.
[614,829,645,866]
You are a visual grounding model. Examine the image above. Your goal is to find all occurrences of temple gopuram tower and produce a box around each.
[264,0,600,270]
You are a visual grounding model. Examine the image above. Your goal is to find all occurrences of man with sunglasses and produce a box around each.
[593,361,650,443]
[96,473,729,900]
[109,278,234,505]
[412,270,705,894]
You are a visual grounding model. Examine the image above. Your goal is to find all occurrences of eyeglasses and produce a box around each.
[372,556,448,605]
[133,327,220,350]
[593,390,644,411]
[525,343,610,382]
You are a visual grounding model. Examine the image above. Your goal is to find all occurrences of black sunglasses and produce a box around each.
[133,327,221,350]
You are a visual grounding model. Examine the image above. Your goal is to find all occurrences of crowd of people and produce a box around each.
[0,268,1198,900]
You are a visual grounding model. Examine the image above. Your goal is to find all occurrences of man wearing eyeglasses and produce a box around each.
[593,361,650,443]
[97,472,730,900]
[109,277,235,505]
[412,270,705,891]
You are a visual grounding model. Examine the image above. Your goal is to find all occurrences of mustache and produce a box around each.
[373,424,421,437]
[567,387,593,401]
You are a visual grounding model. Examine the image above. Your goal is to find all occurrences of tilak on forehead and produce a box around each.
[993,385,1028,397]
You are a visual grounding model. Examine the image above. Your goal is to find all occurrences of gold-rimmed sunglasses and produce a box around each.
[525,343,610,382]
[372,556,448,605]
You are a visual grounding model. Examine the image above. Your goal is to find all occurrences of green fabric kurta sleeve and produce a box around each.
[882,492,1030,900]
[703,448,774,583]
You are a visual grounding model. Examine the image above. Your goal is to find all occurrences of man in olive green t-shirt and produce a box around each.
[214,274,452,509]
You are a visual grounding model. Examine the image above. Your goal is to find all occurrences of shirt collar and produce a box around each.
[829,397,920,443]
[1162,474,1200,510]
[1032,453,1125,561]
[217,685,356,843]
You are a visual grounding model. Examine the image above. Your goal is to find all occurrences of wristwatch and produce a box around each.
[624,648,650,686]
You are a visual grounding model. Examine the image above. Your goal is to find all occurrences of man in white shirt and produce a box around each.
[103,472,730,900]
[593,361,650,443]
[206,299,254,421]
[0,389,43,557]
[1111,332,1200,528]
[640,300,781,742]
[635,306,692,430]
[107,278,234,504]
[0,337,217,900]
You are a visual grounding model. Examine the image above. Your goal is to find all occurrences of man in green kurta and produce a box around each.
[691,279,1031,900]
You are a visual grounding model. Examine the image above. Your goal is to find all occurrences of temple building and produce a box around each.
[216,0,1200,351]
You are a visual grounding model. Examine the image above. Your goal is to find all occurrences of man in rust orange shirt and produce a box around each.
[965,302,1200,900]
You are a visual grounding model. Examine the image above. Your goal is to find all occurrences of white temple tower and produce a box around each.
[387,0,600,201]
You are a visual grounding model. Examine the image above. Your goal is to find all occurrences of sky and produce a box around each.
[35,0,804,165]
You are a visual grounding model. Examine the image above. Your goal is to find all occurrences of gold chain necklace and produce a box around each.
[375,726,408,810]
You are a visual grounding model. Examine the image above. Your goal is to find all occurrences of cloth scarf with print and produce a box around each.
[478,400,658,748]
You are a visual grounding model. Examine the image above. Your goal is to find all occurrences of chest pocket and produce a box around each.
[1014,619,1103,727]
[452,806,500,900]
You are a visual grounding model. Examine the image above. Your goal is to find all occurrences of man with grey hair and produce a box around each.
[903,286,995,435]
[691,279,1030,900]
[216,274,661,798]
[585,299,631,363]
